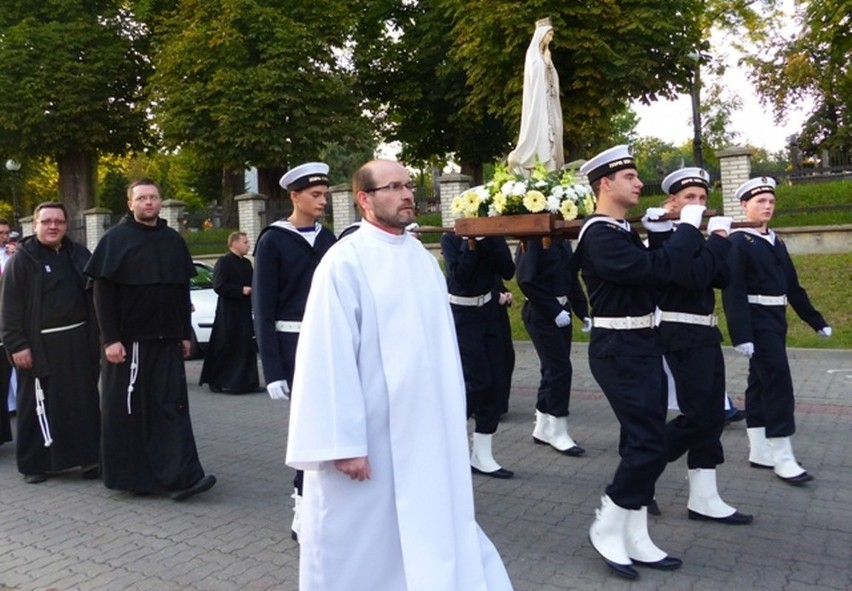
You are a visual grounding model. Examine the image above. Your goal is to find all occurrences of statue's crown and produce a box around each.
[536,17,552,28]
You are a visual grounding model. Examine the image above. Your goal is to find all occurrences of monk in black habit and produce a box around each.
[0,202,100,482]
[199,231,260,393]
[85,179,216,501]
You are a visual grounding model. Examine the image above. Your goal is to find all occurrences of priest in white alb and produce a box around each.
[286,159,513,591]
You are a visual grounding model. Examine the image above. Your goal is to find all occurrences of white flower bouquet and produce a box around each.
[451,161,596,221]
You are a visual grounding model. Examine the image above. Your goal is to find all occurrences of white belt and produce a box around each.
[556,296,568,306]
[592,313,655,330]
[658,311,717,327]
[41,320,86,334]
[747,294,787,306]
[448,292,492,307]
[275,321,302,333]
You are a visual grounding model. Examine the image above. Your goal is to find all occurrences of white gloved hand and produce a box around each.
[581,317,593,333]
[818,326,832,338]
[641,207,673,232]
[734,342,754,358]
[679,204,706,229]
[554,310,571,328]
[266,379,290,400]
[706,216,733,237]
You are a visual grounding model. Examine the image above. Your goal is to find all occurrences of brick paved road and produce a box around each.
[1,343,850,590]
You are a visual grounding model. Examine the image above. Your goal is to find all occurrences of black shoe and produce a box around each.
[633,555,683,570]
[688,509,753,525]
[725,408,746,425]
[208,385,223,393]
[81,464,101,479]
[588,534,639,580]
[471,466,514,479]
[171,474,217,501]
[24,473,48,484]
[647,499,661,516]
[750,461,773,470]
[533,436,585,456]
[777,471,813,486]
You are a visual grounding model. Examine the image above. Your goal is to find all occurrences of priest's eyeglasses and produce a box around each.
[364,181,416,193]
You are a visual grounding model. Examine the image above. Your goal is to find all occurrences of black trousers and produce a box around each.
[745,330,796,437]
[456,311,504,434]
[590,354,667,510]
[523,302,573,417]
[664,345,725,469]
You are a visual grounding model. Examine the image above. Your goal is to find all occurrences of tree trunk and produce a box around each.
[56,151,96,240]
[459,161,484,185]
[220,168,245,228]
[257,167,288,221]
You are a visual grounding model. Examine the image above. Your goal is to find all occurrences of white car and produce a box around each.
[189,260,218,358]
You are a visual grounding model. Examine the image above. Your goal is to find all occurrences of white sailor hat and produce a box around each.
[662,167,710,195]
[279,162,330,192]
[735,176,776,201]
[579,145,636,183]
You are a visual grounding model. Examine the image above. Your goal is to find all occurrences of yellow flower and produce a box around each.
[450,195,466,216]
[463,190,481,213]
[492,192,507,214]
[582,195,596,215]
[560,199,579,221]
[523,190,546,213]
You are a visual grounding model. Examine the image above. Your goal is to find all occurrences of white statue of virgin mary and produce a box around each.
[507,17,565,174]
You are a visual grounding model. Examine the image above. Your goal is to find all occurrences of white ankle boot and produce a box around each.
[625,506,682,570]
[471,433,513,479]
[746,427,773,468]
[767,436,813,484]
[532,411,584,456]
[687,468,753,524]
[589,495,637,579]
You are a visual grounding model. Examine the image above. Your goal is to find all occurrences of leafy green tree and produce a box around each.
[744,0,852,154]
[441,0,704,160]
[150,0,373,217]
[0,2,150,224]
[352,0,511,182]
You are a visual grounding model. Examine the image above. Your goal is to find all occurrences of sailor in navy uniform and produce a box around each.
[253,162,337,540]
[515,235,589,456]
[722,176,831,485]
[646,168,752,525]
[576,145,711,579]
[441,234,516,478]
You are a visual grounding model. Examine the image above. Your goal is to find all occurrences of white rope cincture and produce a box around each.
[34,378,53,447]
[127,341,139,415]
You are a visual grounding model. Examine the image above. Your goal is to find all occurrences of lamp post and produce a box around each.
[687,51,704,169]
[5,159,22,226]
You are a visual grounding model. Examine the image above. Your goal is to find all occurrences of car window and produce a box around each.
[191,263,214,290]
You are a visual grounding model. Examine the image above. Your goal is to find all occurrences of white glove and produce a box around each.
[679,204,706,229]
[641,207,672,232]
[706,216,733,237]
[266,379,290,400]
[404,222,420,233]
[554,310,571,328]
[734,342,754,358]
[818,326,832,338]
[581,317,593,333]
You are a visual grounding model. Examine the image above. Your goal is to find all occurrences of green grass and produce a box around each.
[503,252,851,349]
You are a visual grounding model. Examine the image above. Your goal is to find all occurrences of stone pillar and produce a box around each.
[718,147,752,221]
[160,199,187,231]
[439,173,473,228]
[19,215,33,238]
[330,183,357,236]
[235,192,268,249]
[84,207,112,252]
